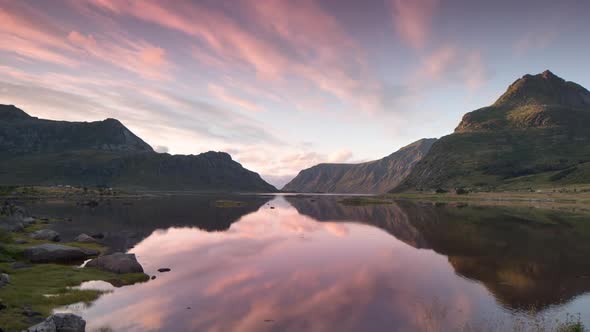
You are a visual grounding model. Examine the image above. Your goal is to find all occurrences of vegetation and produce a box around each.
[338,197,392,206]
[0,220,148,331]
[396,71,590,193]
[214,200,247,208]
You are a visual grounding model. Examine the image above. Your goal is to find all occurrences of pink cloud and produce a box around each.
[390,0,439,49]
[208,84,263,113]
[67,30,172,80]
[0,3,77,66]
[84,0,385,113]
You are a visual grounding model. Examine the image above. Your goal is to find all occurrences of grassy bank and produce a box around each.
[0,220,148,331]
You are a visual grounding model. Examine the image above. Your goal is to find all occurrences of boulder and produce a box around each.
[0,273,10,288]
[23,244,99,263]
[27,313,86,332]
[85,252,143,274]
[30,229,60,242]
[74,233,98,243]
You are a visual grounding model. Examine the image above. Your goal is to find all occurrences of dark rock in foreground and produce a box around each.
[74,233,98,243]
[23,244,99,263]
[27,313,86,332]
[30,229,60,242]
[85,252,143,274]
[0,273,10,288]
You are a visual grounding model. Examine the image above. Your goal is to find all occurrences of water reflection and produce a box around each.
[42,196,590,331]
[287,197,590,310]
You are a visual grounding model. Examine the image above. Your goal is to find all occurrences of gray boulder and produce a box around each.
[30,229,60,242]
[85,252,144,274]
[28,313,86,332]
[0,273,10,288]
[23,244,99,263]
[74,233,98,243]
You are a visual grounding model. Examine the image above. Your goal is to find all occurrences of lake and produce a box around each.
[25,194,590,331]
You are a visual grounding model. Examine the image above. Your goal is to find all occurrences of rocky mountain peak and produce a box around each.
[494,70,590,109]
[0,104,32,121]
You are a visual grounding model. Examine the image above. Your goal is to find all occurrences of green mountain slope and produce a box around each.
[0,105,277,192]
[283,138,436,193]
[395,70,590,191]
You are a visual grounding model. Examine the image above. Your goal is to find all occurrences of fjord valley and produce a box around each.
[3,0,590,331]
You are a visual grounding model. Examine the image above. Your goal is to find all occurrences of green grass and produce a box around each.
[214,200,247,208]
[0,263,148,331]
[0,222,149,331]
[338,197,392,206]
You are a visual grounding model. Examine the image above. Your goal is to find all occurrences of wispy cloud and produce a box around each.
[390,0,439,49]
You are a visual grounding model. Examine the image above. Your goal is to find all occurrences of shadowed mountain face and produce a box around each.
[286,196,590,310]
[0,105,277,192]
[396,71,590,191]
[0,104,153,154]
[283,138,436,193]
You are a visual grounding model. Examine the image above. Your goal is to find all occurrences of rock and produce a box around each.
[91,232,105,239]
[74,233,98,243]
[30,229,60,242]
[151,275,156,280]
[11,261,32,269]
[0,273,10,288]
[27,313,86,332]
[85,252,143,274]
[23,244,99,263]
[22,305,42,317]
[15,239,29,244]
[158,268,171,273]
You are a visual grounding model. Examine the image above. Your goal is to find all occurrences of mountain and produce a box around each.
[395,70,590,191]
[0,105,277,192]
[283,138,437,193]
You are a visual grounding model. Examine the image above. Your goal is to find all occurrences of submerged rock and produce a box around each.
[23,244,99,263]
[27,313,86,332]
[74,233,98,243]
[85,252,143,274]
[30,229,60,242]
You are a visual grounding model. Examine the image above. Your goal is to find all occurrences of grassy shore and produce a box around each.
[0,219,148,331]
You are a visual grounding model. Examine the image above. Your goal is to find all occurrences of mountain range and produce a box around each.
[282,138,436,193]
[396,70,590,192]
[284,70,590,193]
[0,105,276,192]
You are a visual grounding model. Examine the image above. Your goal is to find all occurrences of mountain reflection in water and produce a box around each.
[37,195,590,332]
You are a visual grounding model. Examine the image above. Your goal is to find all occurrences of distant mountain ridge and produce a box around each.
[0,105,277,192]
[283,138,436,193]
[396,70,590,191]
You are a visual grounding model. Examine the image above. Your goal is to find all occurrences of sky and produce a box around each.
[1,0,589,188]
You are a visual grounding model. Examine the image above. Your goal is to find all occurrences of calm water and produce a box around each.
[26,195,590,331]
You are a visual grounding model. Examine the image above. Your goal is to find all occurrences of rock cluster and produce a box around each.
[27,313,86,332]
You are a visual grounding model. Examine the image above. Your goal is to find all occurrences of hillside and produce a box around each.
[0,105,277,192]
[395,71,590,191]
[283,138,436,193]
